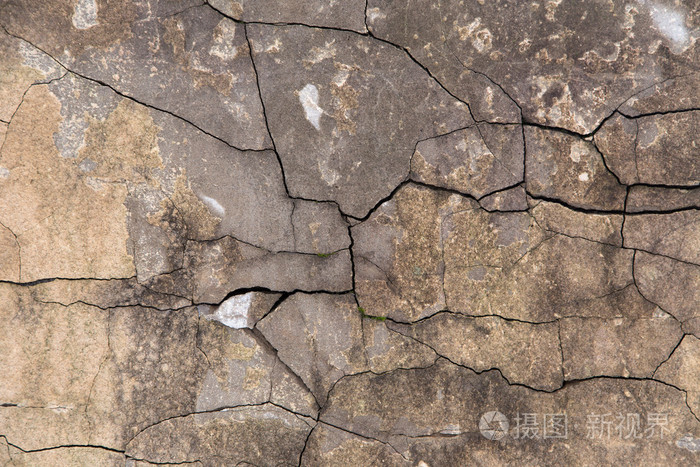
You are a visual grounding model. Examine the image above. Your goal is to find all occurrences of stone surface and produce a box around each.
[623,211,700,265]
[352,184,476,322]
[655,335,700,416]
[627,185,700,212]
[322,359,700,464]
[1,1,270,149]
[126,405,314,465]
[195,318,318,417]
[0,285,108,451]
[597,111,700,186]
[302,423,410,466]
[3,1,700,464]
[291,199,350,254]
[248,24,472,217]
[391,313,563,391]
[30,277,192,310]
[525,126,626,210]
[209,0,368,32]
[146,236,352,304]
[479,185,528,212]
[0,29,65,122]
[368,0,699,134]
[258,293,367,405]
[410,123,524,198]
[2,444,124,466]
[560,316,683,380]
[619,71,700,116]
[529,199,624,246]
[634,251,700,324]
[363,319,437,375]
[353,183,653,324]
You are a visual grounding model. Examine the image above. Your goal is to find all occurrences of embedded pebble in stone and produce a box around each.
[199,293,253,329]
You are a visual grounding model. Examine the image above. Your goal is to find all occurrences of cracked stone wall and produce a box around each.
[0,0,699,465]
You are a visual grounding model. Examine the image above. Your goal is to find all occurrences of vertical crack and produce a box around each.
[243,23,293,198]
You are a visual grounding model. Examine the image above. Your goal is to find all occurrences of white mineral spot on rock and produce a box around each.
[72,0,99,30]
[298,83,323,130]
[199,194,226,218]
[640,0,691,52]
[653,308,673,319]
[318,159,340,185]
[569,142,587,163]
[440,424,462,435]
[332,70,349,87]
[578,172,589,181]
[366,8,386,23]
[210,20,239,60]
[203,292,254,329]
[0,167,9,179]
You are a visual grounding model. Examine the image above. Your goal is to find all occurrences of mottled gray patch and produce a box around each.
[78,158,97,172]
[677,434,700,452]
[48,75,119,159]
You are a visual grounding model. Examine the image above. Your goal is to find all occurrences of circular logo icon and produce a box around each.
[479,411,509,440]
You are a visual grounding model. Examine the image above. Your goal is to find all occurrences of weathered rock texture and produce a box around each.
[0,0,698,465]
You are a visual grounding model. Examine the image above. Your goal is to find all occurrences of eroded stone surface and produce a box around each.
[146,236,352,304]
[655,335,700,415]
[623,211,700,265]
[391,313,563,391]
[560,316,683,380]
[126,405,314,465]
[209,0,367,32]
[368,0,699,134]
[410,123,524,198]
[258,293,367,405]
[479,185,528,212]
[530,199,624,246]
[1,1,270,149]
[248,24,472,217]
[322,359,700,463]
[0,285,108,450]
[302,423,409,466]
[195,318,318,417]
[619,71,700,116]
[352,184,476,322]
[353,183,653,324]
[596,111,700,186]
[627,185,700,212]
[3,445,124,467]
[0,29,65,122]
[3,1,700,464]
[635,251,700,324]
[525,126,626,210]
